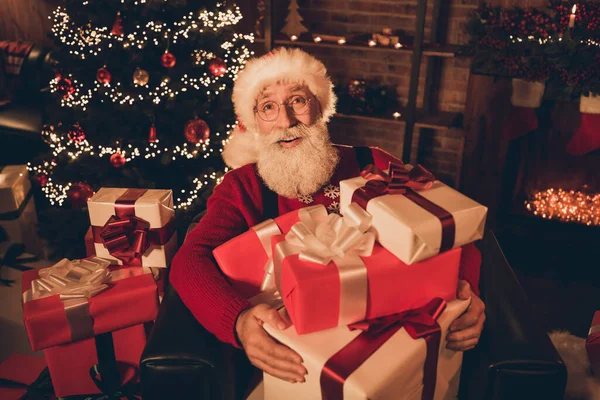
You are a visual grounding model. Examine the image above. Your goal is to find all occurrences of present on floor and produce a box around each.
[88,188,177,268]
[587,309,600,378]
[21,257,160,397]
[0,165,42,256]
[263,298,470,400]
[339,162,487,265]
[215,204,461,335]
[0,354,53,400]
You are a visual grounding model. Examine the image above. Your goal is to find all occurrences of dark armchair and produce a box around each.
[140,230,567,400]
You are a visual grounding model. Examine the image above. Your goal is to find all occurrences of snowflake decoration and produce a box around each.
[327,201,340,214]
[324,184,340,199]
[298,194,314,204]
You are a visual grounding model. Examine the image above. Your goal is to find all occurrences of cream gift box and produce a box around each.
[0,165,42,255]
[87,188,177,268]
[339,164,487,264]
[263,299,470,400]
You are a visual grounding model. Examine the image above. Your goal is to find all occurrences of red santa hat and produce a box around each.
[222,47,337,168]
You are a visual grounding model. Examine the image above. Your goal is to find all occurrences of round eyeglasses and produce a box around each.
[253,95,313,122]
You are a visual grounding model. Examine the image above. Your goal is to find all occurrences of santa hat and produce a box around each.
[222,47,337,169]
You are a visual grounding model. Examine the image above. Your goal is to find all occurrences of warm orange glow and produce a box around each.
[314,36,322,43]
[368,40,376,47]
[572,4,577,14]
[525,188,600,226]
[338,38,346,45]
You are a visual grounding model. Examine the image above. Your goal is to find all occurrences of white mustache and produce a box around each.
[265,125,311,145]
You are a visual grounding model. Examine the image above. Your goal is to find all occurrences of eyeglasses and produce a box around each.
[253,95,313,122]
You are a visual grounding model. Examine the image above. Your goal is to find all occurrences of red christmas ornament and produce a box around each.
[67,124,86,143]
[148,124,158,143]
[111,12,124,36]
[208,58,227,77]
[67,182,94,209]
[96,67,112,84]
[184,118,210,143]
[161,52,176,68]
[110,152,127,168]
[56,77,75,99]
[34,174,48,187]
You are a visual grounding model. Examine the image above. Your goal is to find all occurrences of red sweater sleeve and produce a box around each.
[169,169,259,347]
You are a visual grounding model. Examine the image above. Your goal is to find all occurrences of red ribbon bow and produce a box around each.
[100,215,150,265]
[320,298,447,400]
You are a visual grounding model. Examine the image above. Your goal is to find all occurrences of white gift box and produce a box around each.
[339,174,487,265]
[0,165,42,255]
[87,188,177,268]
[263,299,470,400]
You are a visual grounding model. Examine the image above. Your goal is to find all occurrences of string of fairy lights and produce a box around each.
[31,1,251,209]
[526,188,600,226]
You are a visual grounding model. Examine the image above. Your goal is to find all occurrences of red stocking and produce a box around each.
[501,106,539,141]
[567,113,600,155]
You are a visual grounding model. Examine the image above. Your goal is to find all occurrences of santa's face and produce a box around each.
[252,82,339,198]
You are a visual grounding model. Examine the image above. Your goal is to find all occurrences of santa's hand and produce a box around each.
[236,304,307,383]
[446,280,486,352]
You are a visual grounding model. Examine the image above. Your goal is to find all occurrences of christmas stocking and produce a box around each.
[502,78,545,141]
[567,94,600,155]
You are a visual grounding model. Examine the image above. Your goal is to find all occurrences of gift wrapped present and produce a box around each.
[44,323,147,398]
[0,165,42,255]
[0,354,51,400]
[213,205,330,299]
[21,257,159,351]
[340,162,487,265]
[587,309,600,377]
[215,204,461,335]
[88,188,177,268]
[264,298,470,400]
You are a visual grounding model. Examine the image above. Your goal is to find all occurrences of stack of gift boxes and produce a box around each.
[214,162,488,400]
[19,188,176,398]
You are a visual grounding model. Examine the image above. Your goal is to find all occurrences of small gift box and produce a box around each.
[0,165,42,255]
[264,298,470,400]
[340,163,487,265]
[213,205,329,299]
[44,323,147,398]
[88,188,177,268]
[215,204,461,335]
[587,310,600,377]
[21,257,159,351]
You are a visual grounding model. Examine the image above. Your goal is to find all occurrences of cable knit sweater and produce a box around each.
[170,145,481,348]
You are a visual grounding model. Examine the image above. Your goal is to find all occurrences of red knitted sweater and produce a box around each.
[170,145,481,348]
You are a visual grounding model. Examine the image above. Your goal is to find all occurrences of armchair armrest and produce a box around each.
[459,231,567,400]
[140,284,222,400]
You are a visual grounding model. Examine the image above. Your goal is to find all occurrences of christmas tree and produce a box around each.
[28,0,254,258]
[280,0,308,39]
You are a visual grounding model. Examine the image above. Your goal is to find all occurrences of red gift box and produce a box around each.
[587,309,600,377]
[44,323,148,398]
[273,234,460,335]
[0,354,51,400]
[22,265,159,351]
[214,206,326,299]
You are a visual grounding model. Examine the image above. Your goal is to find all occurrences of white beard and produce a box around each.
[255,122,340,199]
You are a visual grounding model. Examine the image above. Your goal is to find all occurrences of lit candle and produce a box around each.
[569,5,577,28]
[291,35,298,41]
[368,40,377,47]
[337,38,346,45]
[314,36,322,43]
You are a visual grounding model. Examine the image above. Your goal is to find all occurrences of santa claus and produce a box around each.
[170,47,485,392]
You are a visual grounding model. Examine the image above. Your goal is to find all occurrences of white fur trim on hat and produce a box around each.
[232,47,337,132]
[221,126,259,169]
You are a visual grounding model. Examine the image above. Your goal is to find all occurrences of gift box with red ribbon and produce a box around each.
[88,188,177,268]
[587,310,600,378]
[215,204,461,335]
[20,258,159,397]
[340,162,487,265]
[263,298,470,400]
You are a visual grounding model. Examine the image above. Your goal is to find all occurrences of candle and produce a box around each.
[569,5,577,28]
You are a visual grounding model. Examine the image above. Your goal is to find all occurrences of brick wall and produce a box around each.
[264,0,545,187]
